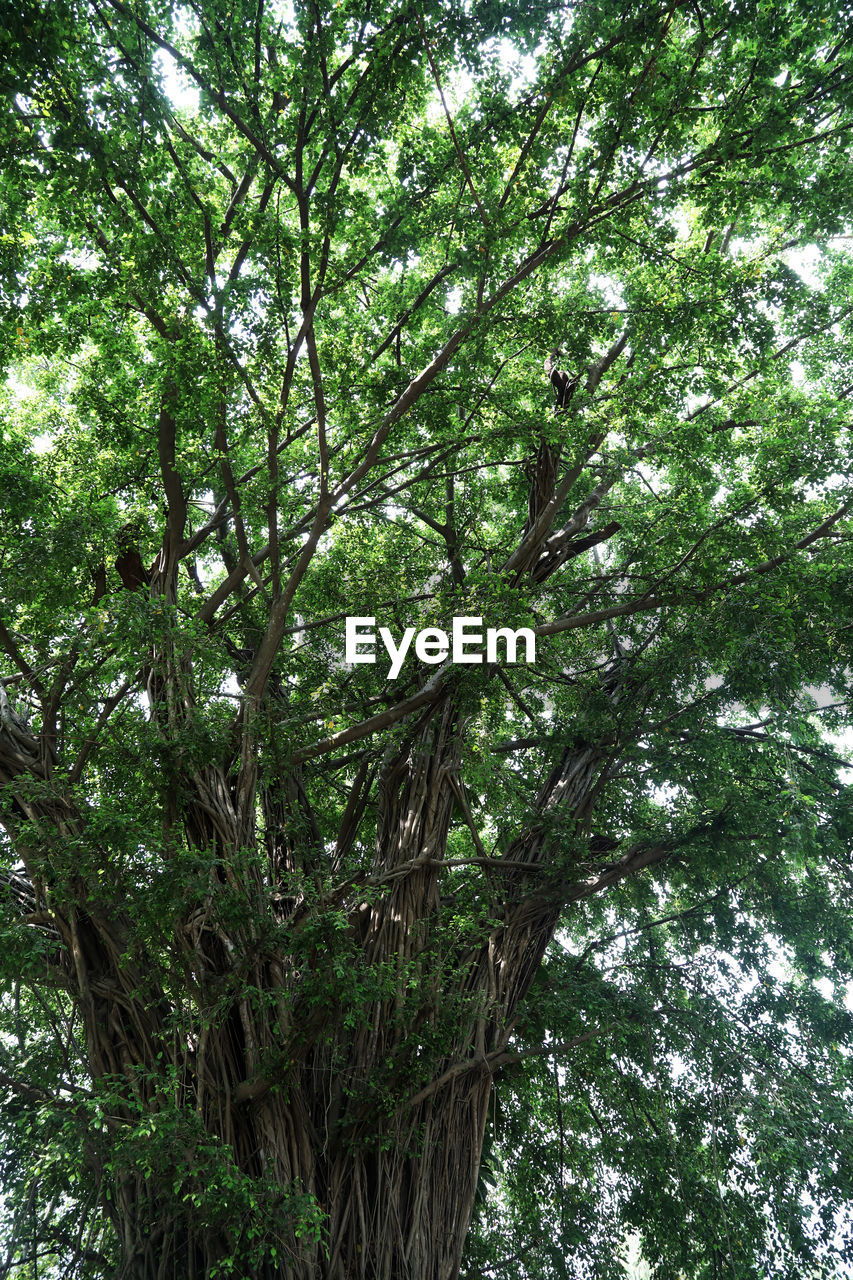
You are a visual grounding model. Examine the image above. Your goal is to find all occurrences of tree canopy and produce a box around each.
[1,0,853,1276]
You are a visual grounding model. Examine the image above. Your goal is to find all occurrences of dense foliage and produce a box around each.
[1,0,853,1276]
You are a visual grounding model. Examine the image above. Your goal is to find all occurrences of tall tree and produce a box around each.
[2,0,853,1276]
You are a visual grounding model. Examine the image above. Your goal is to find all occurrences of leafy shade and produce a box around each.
[1,0,853,1276]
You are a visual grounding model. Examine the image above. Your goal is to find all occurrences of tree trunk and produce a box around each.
[91,1077,492,1280]
[1,649,608,1279]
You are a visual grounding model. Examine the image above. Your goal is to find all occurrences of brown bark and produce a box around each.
[0,659,610,1278]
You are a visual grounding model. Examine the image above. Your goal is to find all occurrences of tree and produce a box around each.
[1,0,853,1275]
